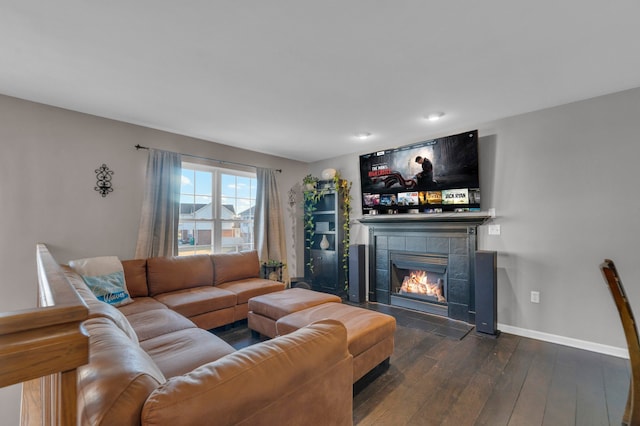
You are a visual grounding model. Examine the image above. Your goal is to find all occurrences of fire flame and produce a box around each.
[400,270,446,303]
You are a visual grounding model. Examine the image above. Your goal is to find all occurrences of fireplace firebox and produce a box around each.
[390,252,448,316]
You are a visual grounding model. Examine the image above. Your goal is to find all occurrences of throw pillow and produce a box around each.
[69,256,133,307]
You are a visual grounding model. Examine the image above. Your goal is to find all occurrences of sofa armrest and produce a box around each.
[141,319,353,426]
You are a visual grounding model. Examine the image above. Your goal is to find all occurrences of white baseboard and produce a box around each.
[497,323,629,359]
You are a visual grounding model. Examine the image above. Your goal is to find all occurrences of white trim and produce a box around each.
[497,323,629,359]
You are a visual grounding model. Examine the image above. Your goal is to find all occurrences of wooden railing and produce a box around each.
[0,244,89,426]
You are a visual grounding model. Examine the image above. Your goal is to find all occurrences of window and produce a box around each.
[179,162,257,256]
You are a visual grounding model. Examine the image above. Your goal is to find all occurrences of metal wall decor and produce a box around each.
[288,186,297,207]
[94,164,114,197]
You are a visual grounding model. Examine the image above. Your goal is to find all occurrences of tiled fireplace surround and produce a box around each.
[360,214,489,323]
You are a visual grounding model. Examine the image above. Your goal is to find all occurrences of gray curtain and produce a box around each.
[135,149,182,258]
[254,167,288,282]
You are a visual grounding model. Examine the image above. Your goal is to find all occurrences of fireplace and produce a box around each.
[359,212,490,323]
[390,252,448,316]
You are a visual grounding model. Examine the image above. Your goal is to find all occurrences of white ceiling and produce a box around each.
[2,1,640,162]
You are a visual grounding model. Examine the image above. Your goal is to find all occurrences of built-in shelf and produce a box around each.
[304,183,347,297]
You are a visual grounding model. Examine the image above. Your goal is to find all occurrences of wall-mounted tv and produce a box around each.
[359,130,480,214]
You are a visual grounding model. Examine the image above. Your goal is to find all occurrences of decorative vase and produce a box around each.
[321,168,337,180]
[320,234,330,250]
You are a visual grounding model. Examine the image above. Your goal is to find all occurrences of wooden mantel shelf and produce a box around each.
[358,211,491,227]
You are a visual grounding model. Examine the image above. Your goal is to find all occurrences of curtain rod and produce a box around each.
[134,144,282,173]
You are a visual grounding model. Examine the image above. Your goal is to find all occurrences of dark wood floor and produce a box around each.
[213,303,629,426]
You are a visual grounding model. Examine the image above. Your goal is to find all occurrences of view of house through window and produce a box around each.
[179,162,257,256]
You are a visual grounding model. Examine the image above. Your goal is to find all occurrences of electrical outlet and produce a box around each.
[531,291,540,303]
[488,224,501,235]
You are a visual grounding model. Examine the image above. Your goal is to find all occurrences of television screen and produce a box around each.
[359,130,480,214]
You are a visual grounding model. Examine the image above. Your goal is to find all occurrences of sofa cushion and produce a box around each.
[153,286,237,318]
[141,320,352,426]
[125,308,197,342]
[140,328,236,378]
[147,255,213,296]
[62,266,139,344]
[69,256,133,307]
[78,318,166,426]
[121,258,148,297]
[83,299,140,345]
[211,251,260,285]
[217,278,286,304]
[117,297,169,316]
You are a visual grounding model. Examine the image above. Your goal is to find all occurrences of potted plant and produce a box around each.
[333,173,352,293]
[303,174,318,191]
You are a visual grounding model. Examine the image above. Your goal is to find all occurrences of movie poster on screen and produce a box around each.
[425,191,442,204]
[397,192,419,206]
[442,188,469,205]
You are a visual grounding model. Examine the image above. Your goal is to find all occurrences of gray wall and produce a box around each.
[0,94,308,423]
[310,86,640,354]
[3,87,640,422]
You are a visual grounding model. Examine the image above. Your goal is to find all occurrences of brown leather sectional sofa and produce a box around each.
[119,251,286,329]
[61,250,354,425]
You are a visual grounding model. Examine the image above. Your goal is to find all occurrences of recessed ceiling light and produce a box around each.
[426,112,445,122]
[355,132,372,140]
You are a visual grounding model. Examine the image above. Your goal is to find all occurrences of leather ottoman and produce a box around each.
[247,288,341,338]
[276,303,396,382]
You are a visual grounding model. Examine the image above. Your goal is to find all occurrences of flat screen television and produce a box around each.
[359,130,480,214]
